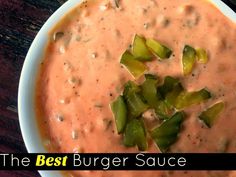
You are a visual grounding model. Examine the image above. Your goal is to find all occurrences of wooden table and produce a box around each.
[0,0,235,176]
[0,1,66,176]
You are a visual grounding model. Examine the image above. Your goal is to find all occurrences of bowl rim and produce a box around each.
[18,0,236,177]
[210,0,236,22]
[18,0,82,177]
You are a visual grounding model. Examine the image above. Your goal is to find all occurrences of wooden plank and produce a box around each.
[0,0,66,176]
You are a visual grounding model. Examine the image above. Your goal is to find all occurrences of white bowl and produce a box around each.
[18,0,236,177]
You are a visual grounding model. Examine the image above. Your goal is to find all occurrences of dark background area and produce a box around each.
[0,0,235,176]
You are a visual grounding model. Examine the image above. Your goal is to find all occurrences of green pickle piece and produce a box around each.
[182,45,196,75]
[151,112,184,152]
[154,76,180,119]
[158,76,179,99]
[123,119,148,151]
[120,50,147,79]
[132,35,153,61]
[199,102,224,128]
[141,75,174,120]
[123,81,148,118]
[126,92,149,118]
[123,81,141,98]
[175,89,211,109]
[111,96,128,134]
[141,74,159,107]
[146,39,172,59]
[196,48,208,64]
[155,101,174,120]
[165,83,184,107]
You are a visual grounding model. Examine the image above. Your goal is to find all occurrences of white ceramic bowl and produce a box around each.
[18,0,236,177]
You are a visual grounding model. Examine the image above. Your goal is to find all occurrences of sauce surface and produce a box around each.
[36,0,236,176]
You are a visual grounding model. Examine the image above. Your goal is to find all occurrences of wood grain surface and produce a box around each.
[0,0,66,176]
[0,0,235,177]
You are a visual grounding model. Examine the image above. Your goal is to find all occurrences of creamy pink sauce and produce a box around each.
[36,0,236,176]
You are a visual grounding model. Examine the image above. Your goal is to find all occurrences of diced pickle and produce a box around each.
[144,74,158,80]
[165,83,184,107]
[123,81,141,98]
[123,119,147,151]
[126,92,149,118]
[199,102,224,128]
[132,35,153,61]
[151,112,184,152]
[141,75,174,120]
[182,45,196,75]
[196,48,208,64]
[120,50,147,78]
[154,76,179,119]
[158,76,179,99]
[146,39,172,59]
[175,89,211,109]
[111,96,127,134]
[141,74,159,107]
[155,101,174,120]
[123,81,149,118]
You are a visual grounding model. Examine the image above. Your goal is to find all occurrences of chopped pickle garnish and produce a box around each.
[154,76,180,119]
[123,119,147,151]
[165,83,184,107]
[132,35,153,61]
[141,75,174,120]
[146,39,172,59]
[123,81,148,118]
[111,34,225,152]
[141,74,159,107]
[196,48,208,64]
[120,50,147,79]
[158,76,179,99]
[144,73,158,80]
[175,88,211,109]
[182,45,196,75]
[123,81,141,98]
[126,92,149,118]
[155,101,174,120]
[111,96,127,134]
[151,112,184,152]
[199,102,224,128]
